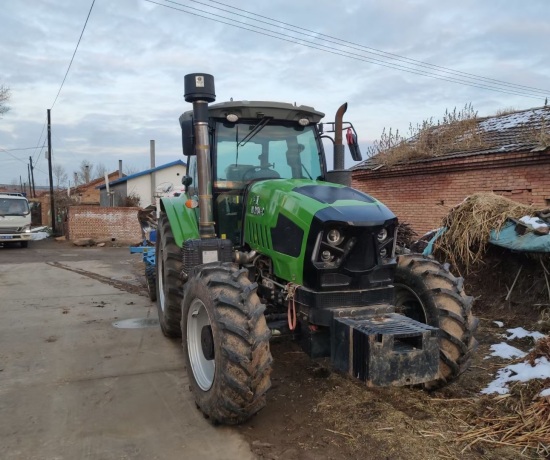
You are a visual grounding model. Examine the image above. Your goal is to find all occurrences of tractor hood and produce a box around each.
[244,179,397,287]
[246,179,396,231]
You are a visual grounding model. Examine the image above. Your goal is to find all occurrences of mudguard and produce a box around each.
[159,195,199,247]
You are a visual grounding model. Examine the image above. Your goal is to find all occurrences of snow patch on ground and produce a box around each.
[493,321,504,328]
[31,232,49,241]
[486,342,526,360]
[482,327,549,395]
[505,327,546,341]
[481,358,550,395]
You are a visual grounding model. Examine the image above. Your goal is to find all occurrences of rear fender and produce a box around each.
[159,196,199,247]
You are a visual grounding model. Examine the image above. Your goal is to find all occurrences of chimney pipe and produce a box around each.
[184,73,216,239]
[118,160,123,178]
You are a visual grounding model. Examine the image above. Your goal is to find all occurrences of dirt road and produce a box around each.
[0,240,253,460]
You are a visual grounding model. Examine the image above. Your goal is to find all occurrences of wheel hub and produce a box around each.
[201,325,215,360]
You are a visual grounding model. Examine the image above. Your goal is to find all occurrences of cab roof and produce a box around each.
[179,100,325,124]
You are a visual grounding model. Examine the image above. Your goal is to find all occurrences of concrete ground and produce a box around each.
[0,239,254,460]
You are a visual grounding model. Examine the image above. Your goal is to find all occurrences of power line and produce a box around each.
[0,148,47,175]
[149,0,547,100]
[50,0,96,109]
[31,122,47,163]
[193,0,549,96]
[1,146,44,152]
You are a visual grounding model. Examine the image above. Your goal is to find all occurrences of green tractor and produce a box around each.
[155,73,478,425]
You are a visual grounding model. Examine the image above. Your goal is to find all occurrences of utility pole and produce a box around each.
[27,164,32,197]
[47,109,56,234]
[29,156,36,198]
[19,175,23,193]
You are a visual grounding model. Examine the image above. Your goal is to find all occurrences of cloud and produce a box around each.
[1,0,549,184]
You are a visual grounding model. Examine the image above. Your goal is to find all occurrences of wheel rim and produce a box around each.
[158,246,165,311]
[187,298,215,391]
[394,283,428,324]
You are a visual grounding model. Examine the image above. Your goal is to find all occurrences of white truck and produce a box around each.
[0,193,32,248]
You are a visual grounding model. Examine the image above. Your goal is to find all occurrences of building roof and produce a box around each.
[353,106,550,171]
[97,160,186,189]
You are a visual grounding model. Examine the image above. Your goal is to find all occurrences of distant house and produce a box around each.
[98,160,186,208]
[352,106,550,234]
[71,171,123,205]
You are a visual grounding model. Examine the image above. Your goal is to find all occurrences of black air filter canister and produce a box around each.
[184,73,216,103]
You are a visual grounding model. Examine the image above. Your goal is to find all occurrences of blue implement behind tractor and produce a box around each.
[130,207,158,301]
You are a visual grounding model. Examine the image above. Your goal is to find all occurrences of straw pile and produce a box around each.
[435,193,532,271]
[456,337,550,456]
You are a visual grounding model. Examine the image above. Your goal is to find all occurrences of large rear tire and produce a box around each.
[182,262,272,425]
[155,212,182,338]
[394,254,478,389]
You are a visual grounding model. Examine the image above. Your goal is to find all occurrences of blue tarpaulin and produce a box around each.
[489,219,550,253]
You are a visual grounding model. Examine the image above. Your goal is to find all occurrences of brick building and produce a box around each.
[352,106,550,235]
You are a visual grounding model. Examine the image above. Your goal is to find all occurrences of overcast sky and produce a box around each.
[1,0,549,186]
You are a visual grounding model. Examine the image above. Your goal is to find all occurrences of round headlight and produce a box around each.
[298,118,310,126]
[377,228,388,242]
[326,229,343,245]
[379,248,387,258]
[226,113,239,122]
[321,250,332,261]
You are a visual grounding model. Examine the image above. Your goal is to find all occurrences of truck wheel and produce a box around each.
[155,212,182,338]
[182,262,272,425]
[145,265,157,302]
[394,254,478,389]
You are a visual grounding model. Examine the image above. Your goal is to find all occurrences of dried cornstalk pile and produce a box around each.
[456,337,550,456]
[435,193,532,271]
[397,221,417,248]
[457,394,550,455]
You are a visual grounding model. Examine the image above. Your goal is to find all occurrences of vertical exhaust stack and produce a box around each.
[333,102,347,171]
[326,103,352,186]
[184,73,216,239]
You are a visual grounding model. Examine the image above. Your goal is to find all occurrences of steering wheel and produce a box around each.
[242,164,276,181]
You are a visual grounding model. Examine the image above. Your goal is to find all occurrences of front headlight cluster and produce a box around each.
[313,227,354,267]
[377,226,396,260]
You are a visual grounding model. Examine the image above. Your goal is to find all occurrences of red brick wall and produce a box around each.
[352,151,550,235]
[67,206,142,243]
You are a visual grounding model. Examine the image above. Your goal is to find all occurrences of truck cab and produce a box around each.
[0,193,32,247]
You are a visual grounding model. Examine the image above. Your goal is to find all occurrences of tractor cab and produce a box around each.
[181,101,328,245]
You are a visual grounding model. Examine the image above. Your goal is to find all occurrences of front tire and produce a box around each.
[182,263,272,425]
[394,254,478,389]
[155,212,182,338]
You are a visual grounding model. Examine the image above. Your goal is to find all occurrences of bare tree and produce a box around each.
[0,85,11,118]
[94,162,107,179]
[53,164,68,189]
[123,165,139,175]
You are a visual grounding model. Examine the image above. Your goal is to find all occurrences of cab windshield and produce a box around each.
[0,198,29,216]
[214,121,323,188]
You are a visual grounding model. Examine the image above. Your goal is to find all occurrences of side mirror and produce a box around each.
[182,175,193,187]
[346,128,362,161]
[180,119,195,156]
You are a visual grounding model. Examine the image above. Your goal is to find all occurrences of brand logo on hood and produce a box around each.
[250,195,265,216]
